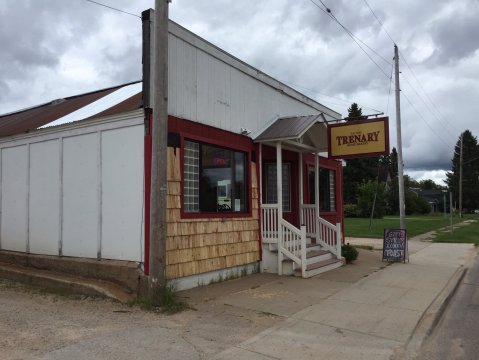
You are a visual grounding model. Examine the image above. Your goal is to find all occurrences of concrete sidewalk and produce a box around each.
[203,239,475,360]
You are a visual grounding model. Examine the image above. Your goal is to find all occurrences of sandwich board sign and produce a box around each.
[382,229,407,263]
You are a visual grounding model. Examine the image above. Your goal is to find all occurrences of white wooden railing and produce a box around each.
[300,205,342,259]
[318,216,342,259]
[301,204,316,237]
[261,204,307,277]
[279,219,307,277]
[261,204,278,243]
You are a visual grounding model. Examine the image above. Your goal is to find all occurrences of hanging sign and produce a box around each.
[382,228,407,263]
[328,117,389,159]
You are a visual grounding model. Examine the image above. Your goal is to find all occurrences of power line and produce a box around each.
[386,62,394,114]
[84,0,141,18]
[399,54,457,133]
[360,1,460,150]
[401,90,454,149]
[280,79,383,113]
[362,0,396,44]
[400,72,457,134]
[306,0,391,78]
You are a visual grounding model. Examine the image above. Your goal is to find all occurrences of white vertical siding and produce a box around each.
[0,145,28,252]
[29,140,60,255]
[0,114,144,262]
[167,28,341,134]
[101,126,144,261]
[62,133,99,258]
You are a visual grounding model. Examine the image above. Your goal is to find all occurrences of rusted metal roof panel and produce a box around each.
[0,82,141,137]
[86,92,142,120]
[254,114,325,141]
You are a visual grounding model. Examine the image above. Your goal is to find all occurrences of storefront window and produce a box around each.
[308,167,336,212]
[183,140,248,214]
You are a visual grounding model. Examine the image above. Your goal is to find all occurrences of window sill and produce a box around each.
[181,211,253,220]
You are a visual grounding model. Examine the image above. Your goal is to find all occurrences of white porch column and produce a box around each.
[259,143,263,207]
[299,152,303,225]
[276,142,283,275]
[315,152,320,243]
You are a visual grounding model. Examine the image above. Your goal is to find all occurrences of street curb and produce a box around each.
[392,265,467,360]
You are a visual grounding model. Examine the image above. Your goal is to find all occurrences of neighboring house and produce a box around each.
[410,188,445,213]
[0,18,344,291]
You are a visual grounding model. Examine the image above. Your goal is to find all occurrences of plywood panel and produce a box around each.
[0,145,28,252]
[62,133,98,258]
[29,140,60,255]
[101,126,143,261]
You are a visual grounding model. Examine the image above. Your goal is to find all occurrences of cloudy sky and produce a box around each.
[1,0,478,185]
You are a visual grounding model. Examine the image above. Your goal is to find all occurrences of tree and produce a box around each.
[418,179,444,190]
[446,130,479,212]
[343,103,380,204]
[356,180,386,218]
[345,103,367,121]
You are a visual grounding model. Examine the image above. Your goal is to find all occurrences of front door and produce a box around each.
[262,150,299,227]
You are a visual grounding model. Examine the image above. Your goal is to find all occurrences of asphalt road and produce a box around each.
[417,250,479,360]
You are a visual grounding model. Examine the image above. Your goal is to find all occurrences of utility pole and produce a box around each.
[443,190,446,218]
[149,0,169,303]
[459,134,463,218]
[450,191,453,233]
[394,45,406,230]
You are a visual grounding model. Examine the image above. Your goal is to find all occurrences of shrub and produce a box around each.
[342,243,359,263]
[344,203,359,218]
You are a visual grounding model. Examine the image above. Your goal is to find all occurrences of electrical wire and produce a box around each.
[399,55,457,133]
[361,0,460,148]
[401,91,455,149]
[306,0,391,78]
[400,72,457,134]
[84,0,141,18]
[362,0,396,45]
[385,62,394,114]
[279,79,383,113]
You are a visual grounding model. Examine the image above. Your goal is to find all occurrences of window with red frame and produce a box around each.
[183,140,248,214]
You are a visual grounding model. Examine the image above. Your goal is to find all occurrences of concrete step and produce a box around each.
[0,261,136,303]
[294,258,343,278]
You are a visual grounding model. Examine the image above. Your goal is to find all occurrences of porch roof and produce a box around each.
[253,114,329,152]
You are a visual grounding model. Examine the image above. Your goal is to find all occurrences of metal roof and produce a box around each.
[0,81,142,137]
[254,114,326,141]
[254,114,329,152]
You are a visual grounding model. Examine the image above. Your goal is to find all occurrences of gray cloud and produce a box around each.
[1,0,478,182]
[428,5,479,65]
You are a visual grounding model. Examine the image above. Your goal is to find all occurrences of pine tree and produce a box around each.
[446,130,479,212]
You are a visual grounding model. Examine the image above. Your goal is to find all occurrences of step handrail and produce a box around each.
[278,219,307,278]
[316,216,342,259]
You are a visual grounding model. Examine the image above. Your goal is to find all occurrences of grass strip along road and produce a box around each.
[345,214,477,239]
[434,218,479,246]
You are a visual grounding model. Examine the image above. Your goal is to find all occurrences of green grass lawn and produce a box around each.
[434,219,479,245]
[344,214,477,239]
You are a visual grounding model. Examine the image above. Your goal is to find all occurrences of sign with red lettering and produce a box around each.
[382,228,407,263]
[328,117,389,159]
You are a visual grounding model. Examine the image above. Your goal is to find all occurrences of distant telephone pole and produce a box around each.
[149,0,169,302]
[394,45,406,230]
[459,134,463,218]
